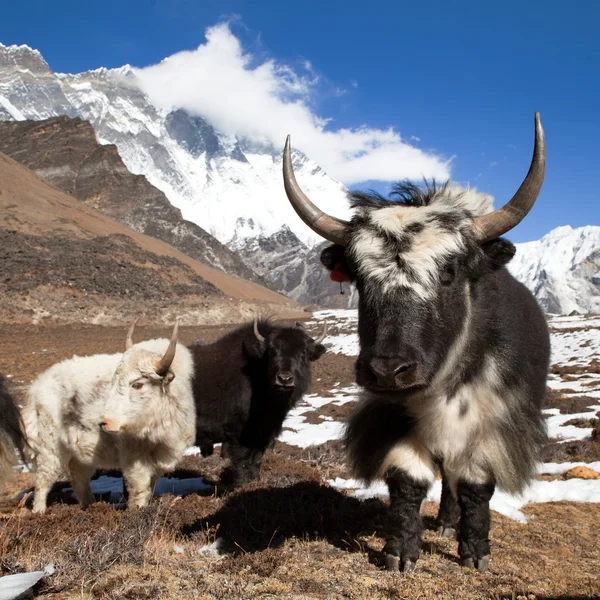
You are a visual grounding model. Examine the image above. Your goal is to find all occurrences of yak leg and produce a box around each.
[380,440,436,571]
[68,458,95,509]
[227,443,264,486]
[200,444,214,457]
[435,470,460,538]
[456,479,495,571]
[32,451,63,514]
[123,462,155,508]
[383,470,430,572]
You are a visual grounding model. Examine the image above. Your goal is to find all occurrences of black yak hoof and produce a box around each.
[402,559,415,572]
[460,556,490,571]
[436,525,456,538]
[383,554,415,572]
[383,554,400,571]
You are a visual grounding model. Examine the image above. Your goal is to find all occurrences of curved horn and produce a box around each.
[125,318,138,350]
[314,321,328,344]
[283,136,349,245]
[472,112,546,244]
[253,317,265,343]
[154,319,179,376]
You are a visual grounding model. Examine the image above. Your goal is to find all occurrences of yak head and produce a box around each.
[100,320,179,433]
[281,113,545,393]
[245,319,327,395]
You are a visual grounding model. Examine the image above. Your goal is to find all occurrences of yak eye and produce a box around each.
[440,266,455,286]
[131,381,144,390]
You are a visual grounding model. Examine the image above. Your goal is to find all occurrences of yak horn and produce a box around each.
[253,317,265,343]
[155,319,179,376]
[283,136,348,246]
[314,322,328,344]
[126,318,138,350]
[472,112,546,244]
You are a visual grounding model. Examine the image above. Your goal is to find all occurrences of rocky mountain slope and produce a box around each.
[0,152,302,325]
[508,226,600,315]
[0,43,349,250]
[0,116,264,285]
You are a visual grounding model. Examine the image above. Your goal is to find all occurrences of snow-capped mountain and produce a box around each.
[240,224,600,314]
[509,226,600,315]
[0,43,349,250]
[1,43,598,314]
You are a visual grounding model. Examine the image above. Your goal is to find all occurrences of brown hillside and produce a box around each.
[0,116,266,286]
[0,152,302,324]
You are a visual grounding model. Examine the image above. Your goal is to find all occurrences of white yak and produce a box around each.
[22,320,195,513]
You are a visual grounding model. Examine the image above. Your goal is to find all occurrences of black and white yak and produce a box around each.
[189,318,327,486]
[0,374,26,487]
[281,113,549,572]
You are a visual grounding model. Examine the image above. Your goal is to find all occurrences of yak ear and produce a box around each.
[309,343,326,362]
[320,244,346,271]
[481,238,516,270]
[162,370,175,384]
[320,244,354,283]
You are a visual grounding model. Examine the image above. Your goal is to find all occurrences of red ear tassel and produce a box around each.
[330,262,351,295]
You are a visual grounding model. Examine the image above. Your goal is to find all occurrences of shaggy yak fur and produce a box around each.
[22,337,195,512]
[319,182,550,571]
[188,319,326,486]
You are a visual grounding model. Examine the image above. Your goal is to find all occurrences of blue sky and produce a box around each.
[1,0,598,242]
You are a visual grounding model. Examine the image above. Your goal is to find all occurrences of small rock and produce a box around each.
[563,466,600,480]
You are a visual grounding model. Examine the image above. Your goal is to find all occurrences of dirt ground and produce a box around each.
[0,323,599,599]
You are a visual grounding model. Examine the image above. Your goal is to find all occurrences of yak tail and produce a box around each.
[0,376,30,486]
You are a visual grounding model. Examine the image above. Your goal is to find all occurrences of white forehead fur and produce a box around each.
[118,338,194,379]
[443,184,494,216]
[351,185,495,297]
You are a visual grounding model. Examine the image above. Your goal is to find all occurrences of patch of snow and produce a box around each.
[325,333,359,357]
[0,93,25,120]
[329,476,600,524]
[544,405,600,442]
[278,419,346,449]
[313,309,359,324]
[197,537,229,557]
[549,316,600,330]
[277,385,360,448]
[550,326,600,366]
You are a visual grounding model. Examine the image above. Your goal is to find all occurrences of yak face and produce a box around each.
[245,322,327,394]
[321,183,516,392]
[100,345,175,433]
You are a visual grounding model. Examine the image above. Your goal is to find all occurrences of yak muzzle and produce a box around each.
[99,419,120,433]
[358,357,426,391]
[274,371,295,389]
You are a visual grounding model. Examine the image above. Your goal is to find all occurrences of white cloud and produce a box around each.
[134,22,450,185]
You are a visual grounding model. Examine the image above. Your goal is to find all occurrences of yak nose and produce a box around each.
[99,419,119,433]
[368,357,421,390]
[275,372,295,387]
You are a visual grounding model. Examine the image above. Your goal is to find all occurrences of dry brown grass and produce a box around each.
[2,451,599,600]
